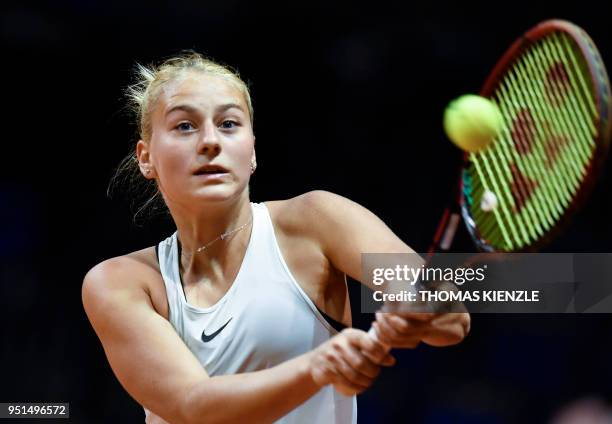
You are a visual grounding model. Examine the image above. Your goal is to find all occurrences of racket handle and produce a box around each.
[367,326,391,352]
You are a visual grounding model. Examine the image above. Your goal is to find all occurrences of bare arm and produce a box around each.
[287,191,422,288]
[287,191,470,347]
[82,257,321,424]
[82,256,391,424]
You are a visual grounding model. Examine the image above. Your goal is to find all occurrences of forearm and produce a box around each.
[180,352,321,424]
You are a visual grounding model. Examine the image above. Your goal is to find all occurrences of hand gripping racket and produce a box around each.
[369,19,611,347]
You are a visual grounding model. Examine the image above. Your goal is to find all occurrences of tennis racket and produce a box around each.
[369,19,611,347]
[433,19,610,254]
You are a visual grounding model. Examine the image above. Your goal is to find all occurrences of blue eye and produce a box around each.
[220,120,238,129]
[176,122,195,132]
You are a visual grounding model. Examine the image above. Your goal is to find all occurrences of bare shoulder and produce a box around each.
[265,190,390,247]
[265,190,357,235]
[83,248,157,291]
[81,248,209,423]
[82,247,168,320]
[265,190,415,284]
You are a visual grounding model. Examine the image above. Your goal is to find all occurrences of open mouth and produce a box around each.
[194,165,229,176]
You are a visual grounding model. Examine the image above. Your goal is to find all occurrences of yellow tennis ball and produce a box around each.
[443,94,503,153]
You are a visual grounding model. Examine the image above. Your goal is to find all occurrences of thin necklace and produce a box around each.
[194,215,253,253]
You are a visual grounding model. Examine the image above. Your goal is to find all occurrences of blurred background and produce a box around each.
[1,0,612,422]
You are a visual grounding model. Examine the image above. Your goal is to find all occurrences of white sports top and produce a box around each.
[144,202,357,423]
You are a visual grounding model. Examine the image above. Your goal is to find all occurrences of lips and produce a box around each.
[193,164,229,175]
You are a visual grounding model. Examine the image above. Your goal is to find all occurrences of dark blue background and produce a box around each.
[1,1,611,422]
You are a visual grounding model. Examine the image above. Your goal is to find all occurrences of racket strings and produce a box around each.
[470,55,565,249]
[473,69,556,248]
[518,42,582,207]
[542,36,595,169]
[467,32,600,250]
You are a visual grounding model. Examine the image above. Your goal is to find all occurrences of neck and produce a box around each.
[170,195,253,276]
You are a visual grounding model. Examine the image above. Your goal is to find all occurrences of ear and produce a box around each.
[250,144,257,174]
[251,136,257,161]
[136,140,156,179]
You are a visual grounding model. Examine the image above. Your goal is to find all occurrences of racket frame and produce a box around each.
[455,19,610,253]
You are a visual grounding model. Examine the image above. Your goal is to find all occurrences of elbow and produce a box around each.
[177,390,203,424]
[177,381,226,424]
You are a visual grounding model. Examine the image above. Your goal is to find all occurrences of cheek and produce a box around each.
[154,142,191,179]
[227,138,254,168]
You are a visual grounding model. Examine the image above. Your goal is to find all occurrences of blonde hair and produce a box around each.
[109,51,254,223]
[127,51,254,141]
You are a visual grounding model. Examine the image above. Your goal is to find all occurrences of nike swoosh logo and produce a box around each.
[201,318,232,342]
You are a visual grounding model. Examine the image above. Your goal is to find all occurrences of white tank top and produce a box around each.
[145,202,357,423]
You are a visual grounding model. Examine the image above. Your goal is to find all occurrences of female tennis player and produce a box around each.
[82,52,470,424]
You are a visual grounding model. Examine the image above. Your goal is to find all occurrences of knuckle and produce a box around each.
[371,351,385,364]
[342,328,358,340]
[341,364,357,379]
[354,357,365,369]
[331,338,343,350]
[369,341,384,354]
[396,319,410,332]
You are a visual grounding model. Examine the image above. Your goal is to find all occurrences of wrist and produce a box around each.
[297,351,324,390]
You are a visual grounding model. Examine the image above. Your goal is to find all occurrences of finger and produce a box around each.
[428,313,469,336]
[347,329,390,364]
[382,314,410,333]
[372,321,393,346]
[374,314,400,344]
[334,359,371,390]
[333,381,364,396]
[330,350,372,389]
[311,359,341,388]
[380,352,396,367]
[383,314,429,336]
[388,314,451,341]
[421,314,470,346]
[340,345,381,379]
[321,364,362,395]
[396,312,441,322]
[374,321,421,349]
[431,312,470,330]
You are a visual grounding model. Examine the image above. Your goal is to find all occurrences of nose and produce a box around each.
[197,123,221,157]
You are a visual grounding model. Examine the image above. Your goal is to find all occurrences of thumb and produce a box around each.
[380,352,396,367]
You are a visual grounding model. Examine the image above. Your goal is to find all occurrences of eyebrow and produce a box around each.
[165,103,245,117]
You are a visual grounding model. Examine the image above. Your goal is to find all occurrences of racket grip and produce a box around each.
[367,326,391,352]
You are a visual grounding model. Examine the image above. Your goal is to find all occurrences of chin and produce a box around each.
[191,184,246,203]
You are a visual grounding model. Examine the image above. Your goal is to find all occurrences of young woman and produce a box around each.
[82,53,470,424]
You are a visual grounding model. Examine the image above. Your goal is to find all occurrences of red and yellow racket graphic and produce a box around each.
[439,19,611,253]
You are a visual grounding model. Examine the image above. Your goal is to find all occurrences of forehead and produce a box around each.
[158,72,247,114]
